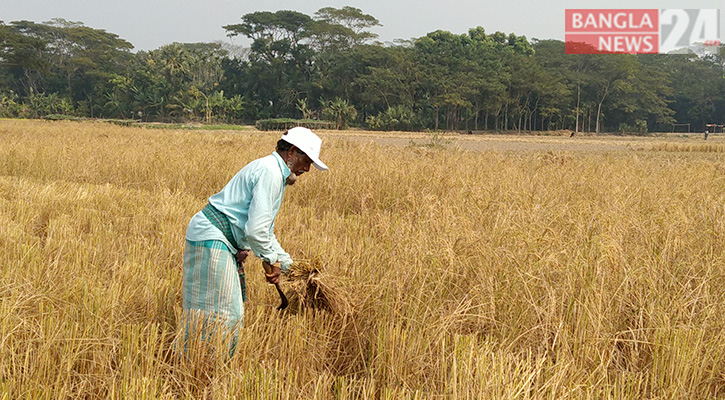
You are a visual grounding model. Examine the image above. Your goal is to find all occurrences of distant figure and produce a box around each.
[705,130,709,140]
[569,131,575,138]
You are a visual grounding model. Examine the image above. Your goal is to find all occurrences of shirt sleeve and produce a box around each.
[244,166,286,265]
[269,220,293,271]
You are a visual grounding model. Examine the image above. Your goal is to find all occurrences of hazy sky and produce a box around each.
[2,0,723,51]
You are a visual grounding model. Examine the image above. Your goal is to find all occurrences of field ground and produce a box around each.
[162,123,723,153]
[319,129,724,153]
[1,119,725,399]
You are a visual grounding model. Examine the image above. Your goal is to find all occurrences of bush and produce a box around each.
[321,98,357,130]
[367,105,416,131]
[43,114,84,121]
[617,119,649,135]
[0,91,23,118]
[365,105,425,131]
[28,92,75,118]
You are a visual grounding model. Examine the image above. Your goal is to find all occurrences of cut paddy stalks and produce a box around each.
[282,258,353,315]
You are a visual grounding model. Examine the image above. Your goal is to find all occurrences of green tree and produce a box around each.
[224,10,316,117]
[642,54,723,131]
[0,19,133,117]
[414,30,476,130]
[533,40,588,131]
[606,57,674,133]
[0,21,50,97]
[142,43,226,121]
[224,10,313,63]
[312,6,381,49]
[413,28,529,131]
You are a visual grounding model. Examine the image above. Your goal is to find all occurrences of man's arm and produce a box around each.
[245,167,284,265]
[268,220,293,272]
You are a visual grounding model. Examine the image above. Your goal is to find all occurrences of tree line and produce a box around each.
[1,8,724,133]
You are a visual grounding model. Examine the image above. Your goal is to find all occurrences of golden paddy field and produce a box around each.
[1,119,724,399]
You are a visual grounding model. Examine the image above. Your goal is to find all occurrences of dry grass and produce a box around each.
[1,119,725,398]
[650,142,725,153]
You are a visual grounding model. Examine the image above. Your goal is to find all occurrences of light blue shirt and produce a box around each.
[185,152,293,270]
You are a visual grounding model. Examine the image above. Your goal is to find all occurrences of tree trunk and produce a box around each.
[24,69,40,97]
[66,72,74,101]
[518,112,523,133]
[587,109,591,133]
[575,82,581,133]
[206,97,211,123]
[595,101,603,134]
[445,106,450,131]
[530,112,534,132]
[595,81,611,134]
[504,103,508,131]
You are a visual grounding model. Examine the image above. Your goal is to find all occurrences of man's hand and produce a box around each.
[235,249,249,264]
[236,250,249,275]
[262,261,281,285]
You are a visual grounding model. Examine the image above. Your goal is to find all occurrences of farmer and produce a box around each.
[181,126,328,349]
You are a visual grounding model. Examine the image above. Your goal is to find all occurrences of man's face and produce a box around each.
[287,147,313,177]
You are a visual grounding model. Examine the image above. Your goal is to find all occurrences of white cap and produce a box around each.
[281,127,329,171]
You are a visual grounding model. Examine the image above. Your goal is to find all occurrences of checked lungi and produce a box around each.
[182,204,247,351]
[182,239,244,329]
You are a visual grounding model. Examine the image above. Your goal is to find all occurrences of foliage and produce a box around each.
[321,97,357,129]
[295,98,315,119]
[0,91,23,117]
[42,113,83,121]
[138,122,250,131]
[255,118,333,131]
[0,12,724,133]
[312,6,381,49]
[27,92,75,117]
[366,105,417,131]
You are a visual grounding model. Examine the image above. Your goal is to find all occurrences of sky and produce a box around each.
[1,0,723,51]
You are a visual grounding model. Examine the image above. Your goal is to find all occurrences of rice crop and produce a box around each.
[1,119,724,398]
[650,142,725,153]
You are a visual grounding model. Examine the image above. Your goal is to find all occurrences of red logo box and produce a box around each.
[566,9,659,54]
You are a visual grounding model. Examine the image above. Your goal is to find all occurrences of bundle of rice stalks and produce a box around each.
[282,257,353,315]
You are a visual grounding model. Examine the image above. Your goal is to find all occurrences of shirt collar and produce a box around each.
[272,151,291,181]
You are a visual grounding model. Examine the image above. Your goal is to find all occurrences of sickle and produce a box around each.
[263,261,289,310]
[274,283,289,310]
